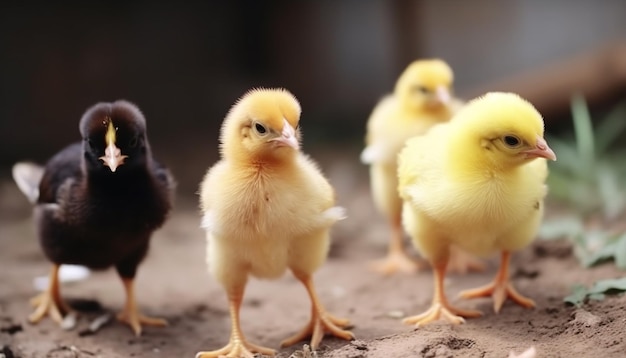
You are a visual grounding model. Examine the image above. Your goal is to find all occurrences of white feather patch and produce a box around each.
[33,265,90,291]
[323,206,347,222]
[360,145,382,164]
[201,211,216,232]
[12,162,44,204]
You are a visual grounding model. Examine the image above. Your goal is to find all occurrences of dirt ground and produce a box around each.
[1,152,625,358]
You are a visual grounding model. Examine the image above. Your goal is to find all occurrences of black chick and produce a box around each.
[12,100,174,336]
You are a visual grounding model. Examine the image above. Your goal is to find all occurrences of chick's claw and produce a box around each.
[459,251,536,313]
[403,302,481,327]
[29,291,70,325]
[460,281,535,313]
[29,265,74,328]
[370,251,422,275]
[195,340,276,358]
[117,310,167,336]
[281,311,354,349]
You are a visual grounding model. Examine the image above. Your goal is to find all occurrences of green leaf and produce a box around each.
[564,284,588,306]
[577,230,619,267]
[588,277,626,294]
[570,94,596,172]
[545,135,589,177]
[564,278,626,306]
[614,233,626,270]
[594,101,626,155]
[596,163,626,220]
[588,293,606,302]
[539,216,584,240]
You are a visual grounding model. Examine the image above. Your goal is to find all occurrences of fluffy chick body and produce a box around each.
[361,59,467,274]
[197,88,352,358]
[13,100,174,336]
[36,144,171,269]
[398,92,555,325]
[201,153,337,285]
[400,126,548,259]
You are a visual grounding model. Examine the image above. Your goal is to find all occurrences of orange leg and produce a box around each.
[403,261,482,327]
[447,245,486,274]
[117,277,167,336]
[281,274,354,350]
[459,251,535,313]
[370,217,421,275]
[196,289,276,358]
[29,264,72,326]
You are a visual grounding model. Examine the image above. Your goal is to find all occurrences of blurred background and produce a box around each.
[1,0,625,199]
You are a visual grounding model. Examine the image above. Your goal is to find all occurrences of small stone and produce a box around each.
[570,309,602,327]
[350,340,368,350]
[386,310,405,319]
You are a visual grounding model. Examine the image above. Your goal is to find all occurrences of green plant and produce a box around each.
[540,95,626,269]
[564,277,626,307]
[546,95,626,219]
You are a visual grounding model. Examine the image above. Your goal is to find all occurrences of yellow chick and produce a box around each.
[397,92,556,326]
[361,59,471,275]
[197,88,354,358]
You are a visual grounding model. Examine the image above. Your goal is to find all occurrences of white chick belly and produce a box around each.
[433,203,518,257]
[446,227,500,257]
[208,229,291,281]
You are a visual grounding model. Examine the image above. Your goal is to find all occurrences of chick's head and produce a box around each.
[452,92,556,171]
[79,100,150,174]
[220,88,302,163]
[395,59,454,111]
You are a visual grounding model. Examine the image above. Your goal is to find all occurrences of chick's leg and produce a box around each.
[447,245,486,274]
[403,261,482,327]
[369,164,421,275]
[116,277,167,336]
[281,273,354,349]
[459,251,535,313]
[195,288,275,358]
[370,216,421,275]
[29,264,72,325]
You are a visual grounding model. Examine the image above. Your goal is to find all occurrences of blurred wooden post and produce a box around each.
[464,42,626,121]
[390,0,425,74]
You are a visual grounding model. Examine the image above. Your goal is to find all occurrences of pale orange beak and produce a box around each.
[99,121,128,172]
[435,86,451,105]
[523,136,557,161]
[271,119,299,149]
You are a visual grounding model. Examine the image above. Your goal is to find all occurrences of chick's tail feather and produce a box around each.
[12,162,44,203]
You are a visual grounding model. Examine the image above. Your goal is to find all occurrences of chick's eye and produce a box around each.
[129,136,138,148]
[503,135,521,147]
[413,86,429,94]
[254,122,267,135]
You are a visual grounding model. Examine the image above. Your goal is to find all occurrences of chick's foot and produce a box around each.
[403,301,481,327]
[281,309,353,349]
[405,261,481,327]
[29,265,73,327]
[459,251,535,313]
[29,291,70,325]
[195,339,275,358]
[371,223,423,275]
[117,277,167,336]
[282,275,354,349]
[459,280,535,313]
[117,309,167,336]
[370,250,422,275]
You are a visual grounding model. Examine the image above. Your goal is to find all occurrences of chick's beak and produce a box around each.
[435,86,451,105]
[99,122,128,172]
[523,136,557,161]
[271,119,299,150]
